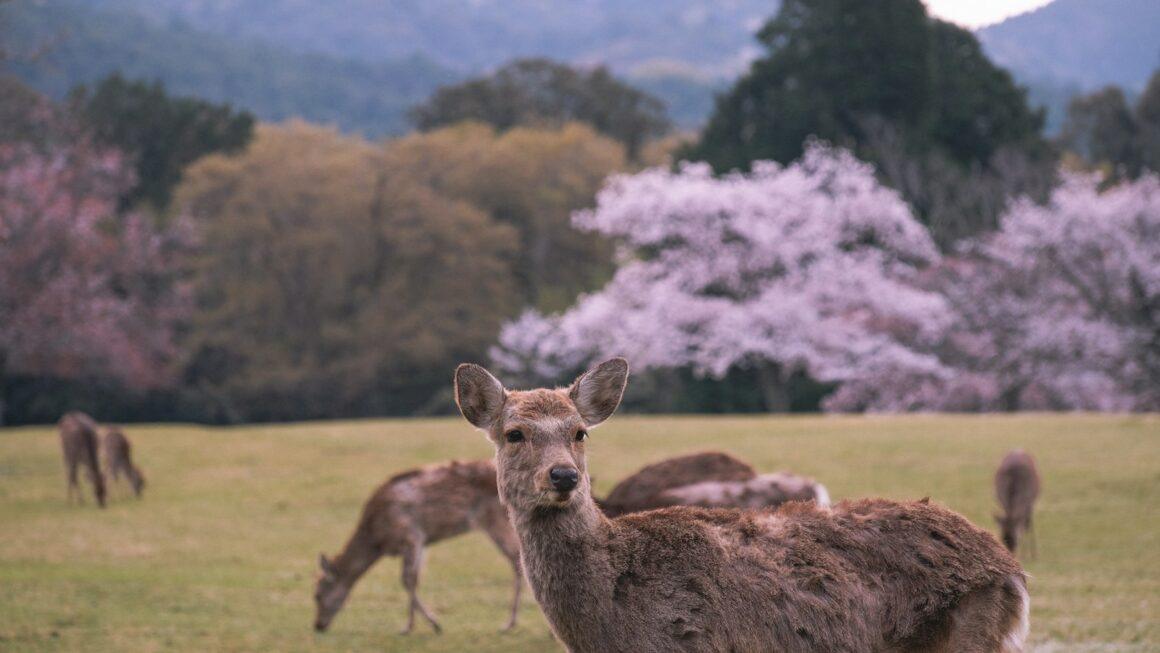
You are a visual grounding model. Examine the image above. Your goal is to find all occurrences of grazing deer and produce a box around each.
[314,459,523,635]
[598,451,757,517]
[654,472,831,510]
[58,411,106,508]
[101,426,145,498]
[994,450,1041,557]
[456,359,1029,653]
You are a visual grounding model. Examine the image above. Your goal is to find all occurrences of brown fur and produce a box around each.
[58,411,106,508]
[313,459,523,634]
[599,452,757,517]
[994,450,1040,557]
[456,359,1029,653]
[102,426,145,498]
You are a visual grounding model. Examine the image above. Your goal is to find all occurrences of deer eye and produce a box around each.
[575,429,588,442]
[505,430,525,443]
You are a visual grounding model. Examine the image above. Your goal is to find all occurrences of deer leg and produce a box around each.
[503,565,523,632]
[67,461,80,504]
[939,577,1028,653]
[87,465,106,508]
[400,542,441,634]
[482,516,523,631]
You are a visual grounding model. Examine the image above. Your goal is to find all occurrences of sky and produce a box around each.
[923,0,1055,28]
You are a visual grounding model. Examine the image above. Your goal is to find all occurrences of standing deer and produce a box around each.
[58,411,106,508]
[994,450,1041,557]
[313,459,523,635]
[102,426,146,498]
[455,359,1029,653]
[598,451,757,517]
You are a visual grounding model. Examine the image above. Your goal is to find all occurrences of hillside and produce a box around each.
[95,0,774,78]
[1,0,459,136]
[979,0,1160,93]
[978,0,1160,131]
[85,0,776,128]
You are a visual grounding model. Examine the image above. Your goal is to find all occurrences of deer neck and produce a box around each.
[333,523,381,588]
[511,495,614,643]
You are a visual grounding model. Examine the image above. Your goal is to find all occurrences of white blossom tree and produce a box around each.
[492,144,952,410]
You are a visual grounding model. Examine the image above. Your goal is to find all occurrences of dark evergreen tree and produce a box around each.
[69,74,254,209]
[685,0,1050,246]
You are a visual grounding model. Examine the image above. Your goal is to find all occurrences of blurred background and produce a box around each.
[1,0,1158,426]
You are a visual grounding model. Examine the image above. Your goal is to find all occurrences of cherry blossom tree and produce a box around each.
[492,143,952,410]
[838,172,1159,412]
[0,109,194,423]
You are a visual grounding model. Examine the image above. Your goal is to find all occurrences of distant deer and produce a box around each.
[314,459,523,635]
[598,451,757,516]
[58,411,106,508]
[456,359,1030,652]
[101,426,145,498]
[994,450,1041,557]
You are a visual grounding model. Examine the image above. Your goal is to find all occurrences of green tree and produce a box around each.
[383,122,626,312]
[177,122,519,421]
[409,58,670,160]
[70,74,254,210]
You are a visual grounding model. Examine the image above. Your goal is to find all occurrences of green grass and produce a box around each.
[0,414,1157,651]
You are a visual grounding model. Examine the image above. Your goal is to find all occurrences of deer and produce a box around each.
[313,459,523,635]
[994,450,1041,558]
[598,451,757,517]
[455,358,1030,653]
[653,472,830,511]
[58,411,106,508]
[101,426,146,498]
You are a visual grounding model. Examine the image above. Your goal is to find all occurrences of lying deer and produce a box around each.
[598,451,757,516]
[994,449,1041,557]
[653,471,830,510]
[58,411,106,508]
[102,426,145,498]
[314,459,522,634]
[456,359,1029,652]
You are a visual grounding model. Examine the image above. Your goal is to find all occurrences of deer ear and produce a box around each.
[319,553,335,576]
[570,358,629,427]
[455,364,507,429]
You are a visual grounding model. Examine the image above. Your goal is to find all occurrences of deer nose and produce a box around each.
[549,466,579,492]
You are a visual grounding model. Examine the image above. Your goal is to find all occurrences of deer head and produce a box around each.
[454,359,628,515]
[313,553,351,632]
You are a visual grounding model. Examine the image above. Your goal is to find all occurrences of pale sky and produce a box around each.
[923,0,1056,29]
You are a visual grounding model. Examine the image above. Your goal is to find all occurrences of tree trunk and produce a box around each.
[755,361,790,413]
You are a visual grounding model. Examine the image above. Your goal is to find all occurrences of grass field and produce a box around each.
[0,414,1157,652]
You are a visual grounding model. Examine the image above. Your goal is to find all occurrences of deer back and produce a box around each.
[362,460,504,551]
[601,451,757,516]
